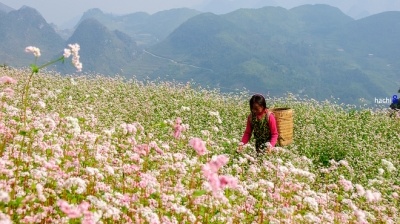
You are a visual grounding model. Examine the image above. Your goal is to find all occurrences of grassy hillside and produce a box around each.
[0,68,398,222]
[142,5,399,106]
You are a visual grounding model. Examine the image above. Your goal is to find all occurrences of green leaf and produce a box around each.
[19,130,27,136]
[193,189,207,197]
[30,64,39,73]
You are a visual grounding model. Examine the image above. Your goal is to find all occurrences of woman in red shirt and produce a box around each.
[238,94,278,154]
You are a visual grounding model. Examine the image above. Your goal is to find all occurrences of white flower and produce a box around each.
[63,177,87,194]
[63,48,71,58]
[355,184,365,196]
[38,100,46,108]
[25,46,41,57]
[304,196,319,212]
[64,43,82,72]
[65,116,81,136]
[381,159,396,172]
[0,191,10,203]
[181,106,191,111]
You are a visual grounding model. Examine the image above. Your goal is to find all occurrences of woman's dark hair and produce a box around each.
[249,94,267,111]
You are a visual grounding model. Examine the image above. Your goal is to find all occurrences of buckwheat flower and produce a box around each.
[278,165,289,175]
[201,130,210,136]
[1,87,14,98]
[64,43,82,72]
[64,177,87,194]
[242,153,255,163]
[36,184,46,202]
[0,191,10,203]
[65,116,81,136]
[161,143,170,150]
[381,159,396,172]
[0,76,17,84]
[189,137,208,156]
[70,77,77,85]
[104,165,115,175]
[149,141,164,155]
[0,212,12,223]
[339,177,353,192]
[365,189,381,203]
[204,154,229,175]
[304,196,319,212]
[63,48,71,58]
[355,184,365,196]
[266,181,274,189]
[303,212,321,223]
[181,106,190,111]
[219,175,238,189]
[25,46,41,57]
[38,100,46,108]
[354,209,367,223]
[57,200,82,219]
[173,117,185,139]
[212,126,219,132]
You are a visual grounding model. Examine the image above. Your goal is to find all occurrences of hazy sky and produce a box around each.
[2,0,400,26]
[0,0,204,25]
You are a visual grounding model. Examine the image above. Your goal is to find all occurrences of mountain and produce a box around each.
[128,4,397,105]
[198,0,400,20]
[0,6,65,66]
[55,18,139,75]
[0,2,13,13]
[76,8,201,46]
[0,4,398,106]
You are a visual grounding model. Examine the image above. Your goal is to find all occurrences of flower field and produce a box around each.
[0,68,399,223]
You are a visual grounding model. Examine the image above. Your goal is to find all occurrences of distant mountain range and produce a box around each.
[0,3,398,106]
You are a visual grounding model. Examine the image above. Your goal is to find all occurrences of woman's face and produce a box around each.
[252,103,264,115]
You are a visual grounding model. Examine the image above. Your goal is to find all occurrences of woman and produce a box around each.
[238,94,278,154]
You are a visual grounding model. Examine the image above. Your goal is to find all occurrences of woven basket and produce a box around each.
[271,107,294,146]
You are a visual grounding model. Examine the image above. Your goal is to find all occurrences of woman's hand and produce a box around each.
[237,142,244,153]
[265,142,272,153]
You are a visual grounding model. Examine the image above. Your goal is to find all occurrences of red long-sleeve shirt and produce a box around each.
[241,109,278,147]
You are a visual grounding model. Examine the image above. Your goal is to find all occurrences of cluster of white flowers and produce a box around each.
[181,106,191,111]
[25,46,41,57]
[209,111,222,124]
[381,159,396,172]
[65,116,81,136]
[63,43,82,72]
[85,167,104,180]
[0,191,10,203]
[303,196,319,212]
[63,177,87,194]
[36,183,46,202]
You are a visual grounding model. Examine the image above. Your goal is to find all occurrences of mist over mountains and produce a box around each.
[0,2,399,106]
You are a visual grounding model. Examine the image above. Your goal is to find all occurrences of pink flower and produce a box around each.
[1,88,14,97]
[134,144,149,155]
[57,200,93,221]
[202,155,237,196]
[0,76,16,84]
[219,175,238,189]
[173,117,185,139]
[149,141,164,155]
[339,177,353,192]
[202,155,229,178]
[365,190,381,202]
[189,137,208,156]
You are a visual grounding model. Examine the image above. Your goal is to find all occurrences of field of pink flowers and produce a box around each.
[0,68,398,223]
